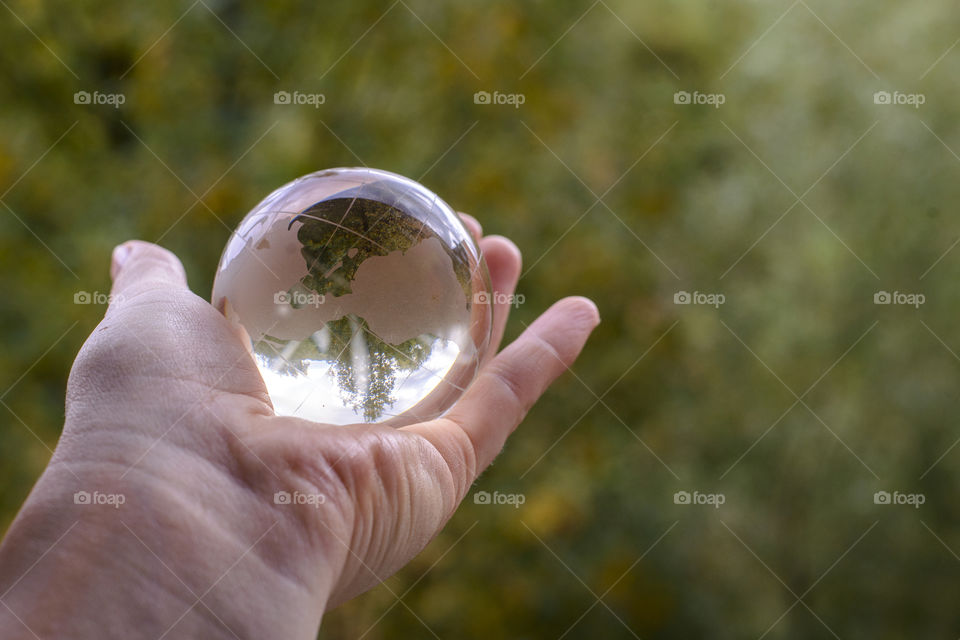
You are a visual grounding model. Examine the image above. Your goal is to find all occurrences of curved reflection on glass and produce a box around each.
[212,168,493,426]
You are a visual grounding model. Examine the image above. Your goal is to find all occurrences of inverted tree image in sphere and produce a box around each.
[212,168,493,426]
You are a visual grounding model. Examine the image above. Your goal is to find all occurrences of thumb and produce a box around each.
[109,240,189,302]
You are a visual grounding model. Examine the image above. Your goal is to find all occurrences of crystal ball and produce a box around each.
[212,168,493,426]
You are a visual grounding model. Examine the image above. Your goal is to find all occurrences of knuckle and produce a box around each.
[485,359,532,416]
[426,422,477,504]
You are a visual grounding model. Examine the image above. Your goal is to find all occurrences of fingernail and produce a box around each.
[111,244,131,278]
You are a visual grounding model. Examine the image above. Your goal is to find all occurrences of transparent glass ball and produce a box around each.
[212,168,493,426]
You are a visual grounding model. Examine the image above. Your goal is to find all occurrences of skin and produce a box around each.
[0,219,599,639]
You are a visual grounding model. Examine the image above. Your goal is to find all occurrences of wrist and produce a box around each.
[0,439,335,639]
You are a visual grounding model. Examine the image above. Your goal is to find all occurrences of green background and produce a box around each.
[2,1,960,637]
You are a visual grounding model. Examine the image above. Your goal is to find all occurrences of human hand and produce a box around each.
[0,218,599,639]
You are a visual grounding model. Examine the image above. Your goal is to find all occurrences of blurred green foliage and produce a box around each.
[3,0,960,637]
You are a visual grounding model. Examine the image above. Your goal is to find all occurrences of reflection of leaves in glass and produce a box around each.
[275,193,467,420]
[256,316,434,422]
[291,194,473,300]
[292,196,426,296]
[326,316,432,422]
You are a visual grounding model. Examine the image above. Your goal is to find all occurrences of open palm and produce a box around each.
[0,225,598,639]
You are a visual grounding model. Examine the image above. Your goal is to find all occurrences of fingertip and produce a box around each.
[481,234,520,257]
[556,296,601,329]
[109,240,189,300]
[526,297,600,368]
[111,240,182,277]
[480,235,522,277]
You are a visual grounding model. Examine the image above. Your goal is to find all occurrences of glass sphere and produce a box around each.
[212,168,493,426]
